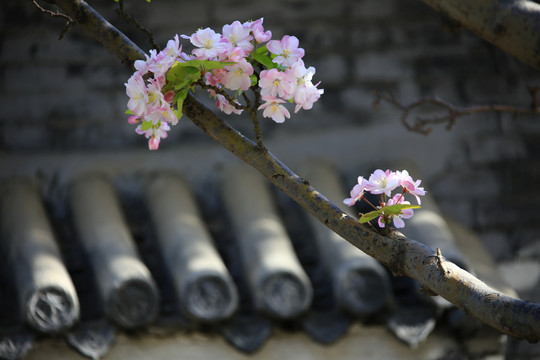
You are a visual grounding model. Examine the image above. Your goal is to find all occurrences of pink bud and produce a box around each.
[148,137,160,150]
[128,115,141,124]
[163,91,175,104]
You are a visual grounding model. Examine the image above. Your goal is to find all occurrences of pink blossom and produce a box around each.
[259,68,294,99]
[217,95,243,115]
[133,49,157,76]
[204,70,226,87]
[285,61,323,112]
[343,176,368,206]
[379,194,414,228]
[146,105,179,126]
[294,82,324,113]
[146,78,168,113]
[222,21,253,54]
[142,35,183,78]
[163,90,175,104]
[365,169,399,197]
[223,60,253,91]
[185,28,225,59]
[162,34,182,58]
[125,74,149,116]
[245,18,272,43]
[397,170,426,204]
[258,96,291,123]
[267,35,305,67]
[225,46,246,62]
[136,121,170,150]
[286,60,315,87]
[127,115,141,124]
[148,137,161,150]
[207,90,243,115]
[148,51,177,78]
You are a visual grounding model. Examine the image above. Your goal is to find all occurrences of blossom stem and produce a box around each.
[249,108,265,150]
[396,190,406,203]
[361,195,378,210]
[245,87,265,150]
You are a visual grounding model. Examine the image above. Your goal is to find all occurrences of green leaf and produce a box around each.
[358,204,421,224]
[167,64,190,83]
[382,203,421,217]
[167,62,201,91]
[177,59,233,71]
[199,60,232,71]
[174,78,192,91]
[175,89,189,118]
[358,210,383,223]
[187,68,201,82]
[250,74,258,87]
[125,109,134,115]
[251,52,277,69]
[140,120,153,131]
[255,44,268,54]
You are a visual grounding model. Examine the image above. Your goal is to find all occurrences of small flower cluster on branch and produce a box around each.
[344,170,426,228]
[124,18,323,149]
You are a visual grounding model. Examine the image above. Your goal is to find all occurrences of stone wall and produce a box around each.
[2,0,540,288]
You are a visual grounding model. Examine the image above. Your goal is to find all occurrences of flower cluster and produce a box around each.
[183,20,323,123]
[344,169,426,228]
[124,18,323,149]
[125,35,185,150]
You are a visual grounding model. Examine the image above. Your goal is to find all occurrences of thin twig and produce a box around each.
[249,109,265,151]
[116,0,159,51]
[242,92,265,150]
[198,82,247,112]
[32,0,74,39]
[198,82,265,149]
[373,90,540,135]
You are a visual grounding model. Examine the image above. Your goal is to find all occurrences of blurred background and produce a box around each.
[2,0,540,358]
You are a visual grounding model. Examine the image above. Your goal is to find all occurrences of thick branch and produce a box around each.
[182,90,540,343]
[421,0,540,70]
[51,0,540,341]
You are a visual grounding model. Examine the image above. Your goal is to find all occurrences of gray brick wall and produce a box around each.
[2,0,540,264]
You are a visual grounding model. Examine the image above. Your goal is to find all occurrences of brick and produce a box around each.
[436,200,475,228]
[467,133,527,163]
[310,55,348,86]
[351,0,397,19]
[340,87,375,112]
[478,231,512,261]
[355,54,408,81]
[498,260,540,293]
[431,167,501,198]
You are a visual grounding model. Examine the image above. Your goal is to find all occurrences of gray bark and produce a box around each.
[421,0,540,69]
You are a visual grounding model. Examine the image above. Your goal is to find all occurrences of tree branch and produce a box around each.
[32,0,74,39]
[421,0,540,70]
[115,0,159,51]
[53,0,145,67]
[373,90,540,134]
[50,0,540,341]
